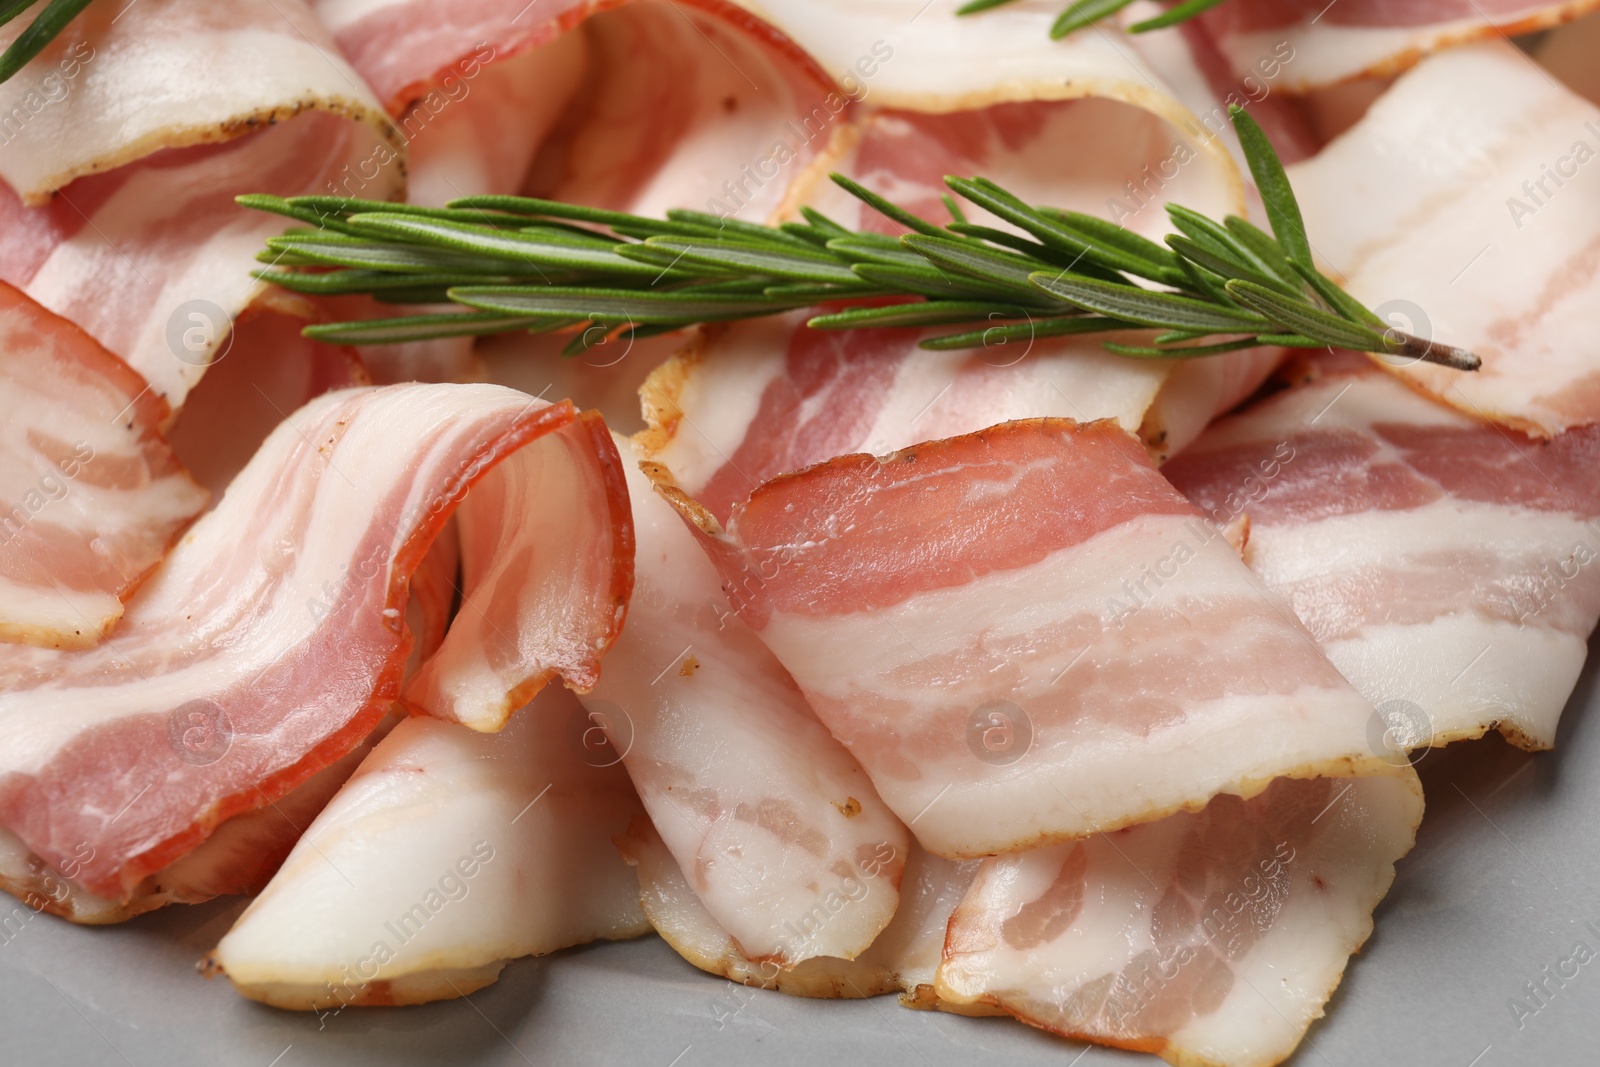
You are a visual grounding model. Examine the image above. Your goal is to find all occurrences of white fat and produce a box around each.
[211,687,647,1007]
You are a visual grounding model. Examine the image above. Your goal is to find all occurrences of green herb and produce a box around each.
[0,0,94,86]
[241,107,1479,372]
[956,0,1232,39]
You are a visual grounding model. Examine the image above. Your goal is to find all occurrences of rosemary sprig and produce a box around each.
[242,107,1479,372]
[955,0,1231,39]
[0,0,93,85]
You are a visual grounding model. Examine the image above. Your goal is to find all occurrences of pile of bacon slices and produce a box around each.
[3,2,1600,1065]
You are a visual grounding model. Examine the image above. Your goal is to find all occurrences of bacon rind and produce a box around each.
[0,281,207,648]
[0,384,630,904]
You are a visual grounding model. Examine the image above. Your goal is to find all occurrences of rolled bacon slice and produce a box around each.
[1286,41,1600,435]
[1200,0,1600,92]
[0,282,207,648]
[209,686,648,1008]
[0,383,629,910]
[938,772,1422,1067]
[399,413,631,732]
[580,439,907,965]
[651,418,1396,858]
[1166,352,1600,752]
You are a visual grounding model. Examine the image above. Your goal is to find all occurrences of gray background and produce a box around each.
[2,640,1596,1067]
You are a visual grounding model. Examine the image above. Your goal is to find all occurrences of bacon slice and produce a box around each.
[0,384,629,908]
[938,773,1422,1067]
[1166,352,1600,752]
[209,686,648,1009]
[0,115,397,414]
[0,1,399,411]
[1285,42,1600,435]
[162,304,370,500]
[0,282,207,649]
[401,412,633,732]
[1200,0,1600,92]
[619,817,983,1006]
[651,418,1396,859]
[0,718,393,924]
[0,0,395,204]
[638,89,1275,513]
[580,439,907,964]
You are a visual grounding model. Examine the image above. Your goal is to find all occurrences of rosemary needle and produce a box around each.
[242,106,1480,372]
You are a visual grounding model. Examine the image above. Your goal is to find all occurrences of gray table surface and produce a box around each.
[3,638,1597,1067]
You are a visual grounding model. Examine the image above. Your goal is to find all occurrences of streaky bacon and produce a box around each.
[315,0,837,387]
[619,816,984,1005]
[162,303,370,500]
[1284,42,1600,436]
[1200,0,1600,92]
[1166,352,1600,751]
[0,282,207,649]
[401,410,633,732]
[0,384,630,907]
[0,0,399,415]
[638,91,1272,519]
[649,418,1398,859]
[579,439,908,964]
[210,686,648,1008]
[939,773,1422,1067]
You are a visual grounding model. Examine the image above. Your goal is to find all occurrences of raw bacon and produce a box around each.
[0,384,629,908]
[1166,352,1600,751]
[1201,0,1600,92]
[580,439,908,964]
[0,282,207,649]
[0,1,399,411]
[619,817,983,1006]
[401,411,632,732]
[650,418,1397,858]
[1286,42,1600,435]
[0,0,395,204]
[638,89,1271,514]
[939,773,1422,1067]
[208,686,648,1008]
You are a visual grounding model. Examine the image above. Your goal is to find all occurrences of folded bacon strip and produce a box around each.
[400,414,631,732]
[1200,0,1600,92]
[619,817,978,1003]
[1166,353,1600,752]
[638,87,1270,514]
[209,686,648,1008]
[0,0,399,410]
[0,282,207,648]
[1286,42,1600,435]
[0,383,629,912]
[582,440,907,965]
[652,418,1395,859]
[939,773,1422,1067]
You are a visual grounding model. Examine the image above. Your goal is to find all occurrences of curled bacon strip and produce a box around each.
[0,383,629,907]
